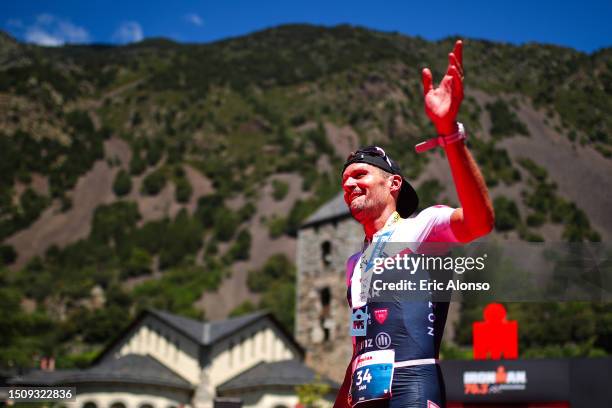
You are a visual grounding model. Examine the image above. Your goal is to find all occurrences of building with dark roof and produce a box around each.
[9,309,337,408]
[217,360,338,408]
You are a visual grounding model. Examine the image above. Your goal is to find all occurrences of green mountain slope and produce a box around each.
[1,24,611,368]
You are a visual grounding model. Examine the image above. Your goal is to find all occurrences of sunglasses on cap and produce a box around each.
[346,146,393,168]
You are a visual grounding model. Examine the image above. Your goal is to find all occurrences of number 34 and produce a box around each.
[355,368,373,386]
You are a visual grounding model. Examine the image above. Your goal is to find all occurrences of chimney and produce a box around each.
[40,356,56,371]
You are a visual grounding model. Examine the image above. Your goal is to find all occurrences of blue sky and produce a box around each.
[1,1,611,53]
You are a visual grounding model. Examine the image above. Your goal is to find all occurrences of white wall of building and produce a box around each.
[207,319,299,390]
[107,316,201,385]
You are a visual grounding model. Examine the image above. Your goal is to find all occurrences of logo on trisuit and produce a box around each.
[374,308,388,324]
[375,332,391,349]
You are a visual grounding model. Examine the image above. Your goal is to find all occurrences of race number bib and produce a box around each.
[349,350,395,407]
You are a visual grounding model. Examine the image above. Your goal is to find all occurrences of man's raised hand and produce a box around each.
[422,40,464,136]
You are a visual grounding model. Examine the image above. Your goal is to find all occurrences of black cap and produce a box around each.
[343,146,419,218]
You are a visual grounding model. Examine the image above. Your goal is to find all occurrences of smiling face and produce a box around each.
[342,163,401,224]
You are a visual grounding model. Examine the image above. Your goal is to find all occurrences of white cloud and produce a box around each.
[184,13,203,27]
[112,21,143,44]
[25,28,63,46]
[57,21,89,43]
[21,14,90,46]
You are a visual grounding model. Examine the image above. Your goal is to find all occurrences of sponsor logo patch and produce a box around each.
[375,332,391,349]
[374,308,388,324]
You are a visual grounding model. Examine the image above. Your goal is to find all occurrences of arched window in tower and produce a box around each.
[319,287,332,341]
[321,241,332,266]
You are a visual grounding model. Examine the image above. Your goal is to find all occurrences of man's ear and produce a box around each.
[389,174,403,193]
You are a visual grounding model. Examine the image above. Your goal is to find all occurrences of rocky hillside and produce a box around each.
[1,25,611,368]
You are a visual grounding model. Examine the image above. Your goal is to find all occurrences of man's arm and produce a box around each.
[421,40,494,242]
[446,139,494,242]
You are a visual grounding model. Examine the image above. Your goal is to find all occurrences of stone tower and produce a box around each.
[295,192,362,382]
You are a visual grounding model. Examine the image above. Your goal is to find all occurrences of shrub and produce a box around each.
[267,216,287,238]
[225,229,252,262]
[175,177,193,203]
[60,195,72,212]
[526,212,546,227]
[91,202,141,245]
[247,254,295,292]
[260,280,295,332]
[18,188,48,227]
[113,170,132,197]
[158,210,204,269]
[245,253,296,332]
[80,305,130,344]
[129,151,146,175]
[271,179,289,201]
[204,236,218,256]
[122,248,152,278]
[518,225,544,242]
[146,138,164,166]
[519,157,599,242]
[301,167,318,191]
[142,170,167,196]
[0,244,17,265]
[493,196,520,231]
[238,202,256,222]
[133,263,223,316]
[195,194,225,228]
[486,99,529,138]
[471,139,521,187]
[229,301,258,317]
[131,112,142,126]
[65,110,95,135]
[518,158,547,182]
[213,211,240,242]
[285,199,319,236]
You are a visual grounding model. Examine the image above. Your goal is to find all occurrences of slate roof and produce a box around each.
[9,354,192,390]
[94,309,304,364]
[7,369,80,386]
[216,359,339,393]
[301,192,350,228]
[150,309,269,345]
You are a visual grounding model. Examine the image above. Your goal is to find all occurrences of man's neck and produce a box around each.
[363,206,396,241]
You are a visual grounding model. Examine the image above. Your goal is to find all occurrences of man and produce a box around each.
[335,40,494,408]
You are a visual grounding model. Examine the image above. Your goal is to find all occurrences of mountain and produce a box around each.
[0,24,611,368]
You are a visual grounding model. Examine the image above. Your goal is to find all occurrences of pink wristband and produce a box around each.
[415,123,466,154]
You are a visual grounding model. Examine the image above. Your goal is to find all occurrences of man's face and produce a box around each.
[342,163,395,223]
